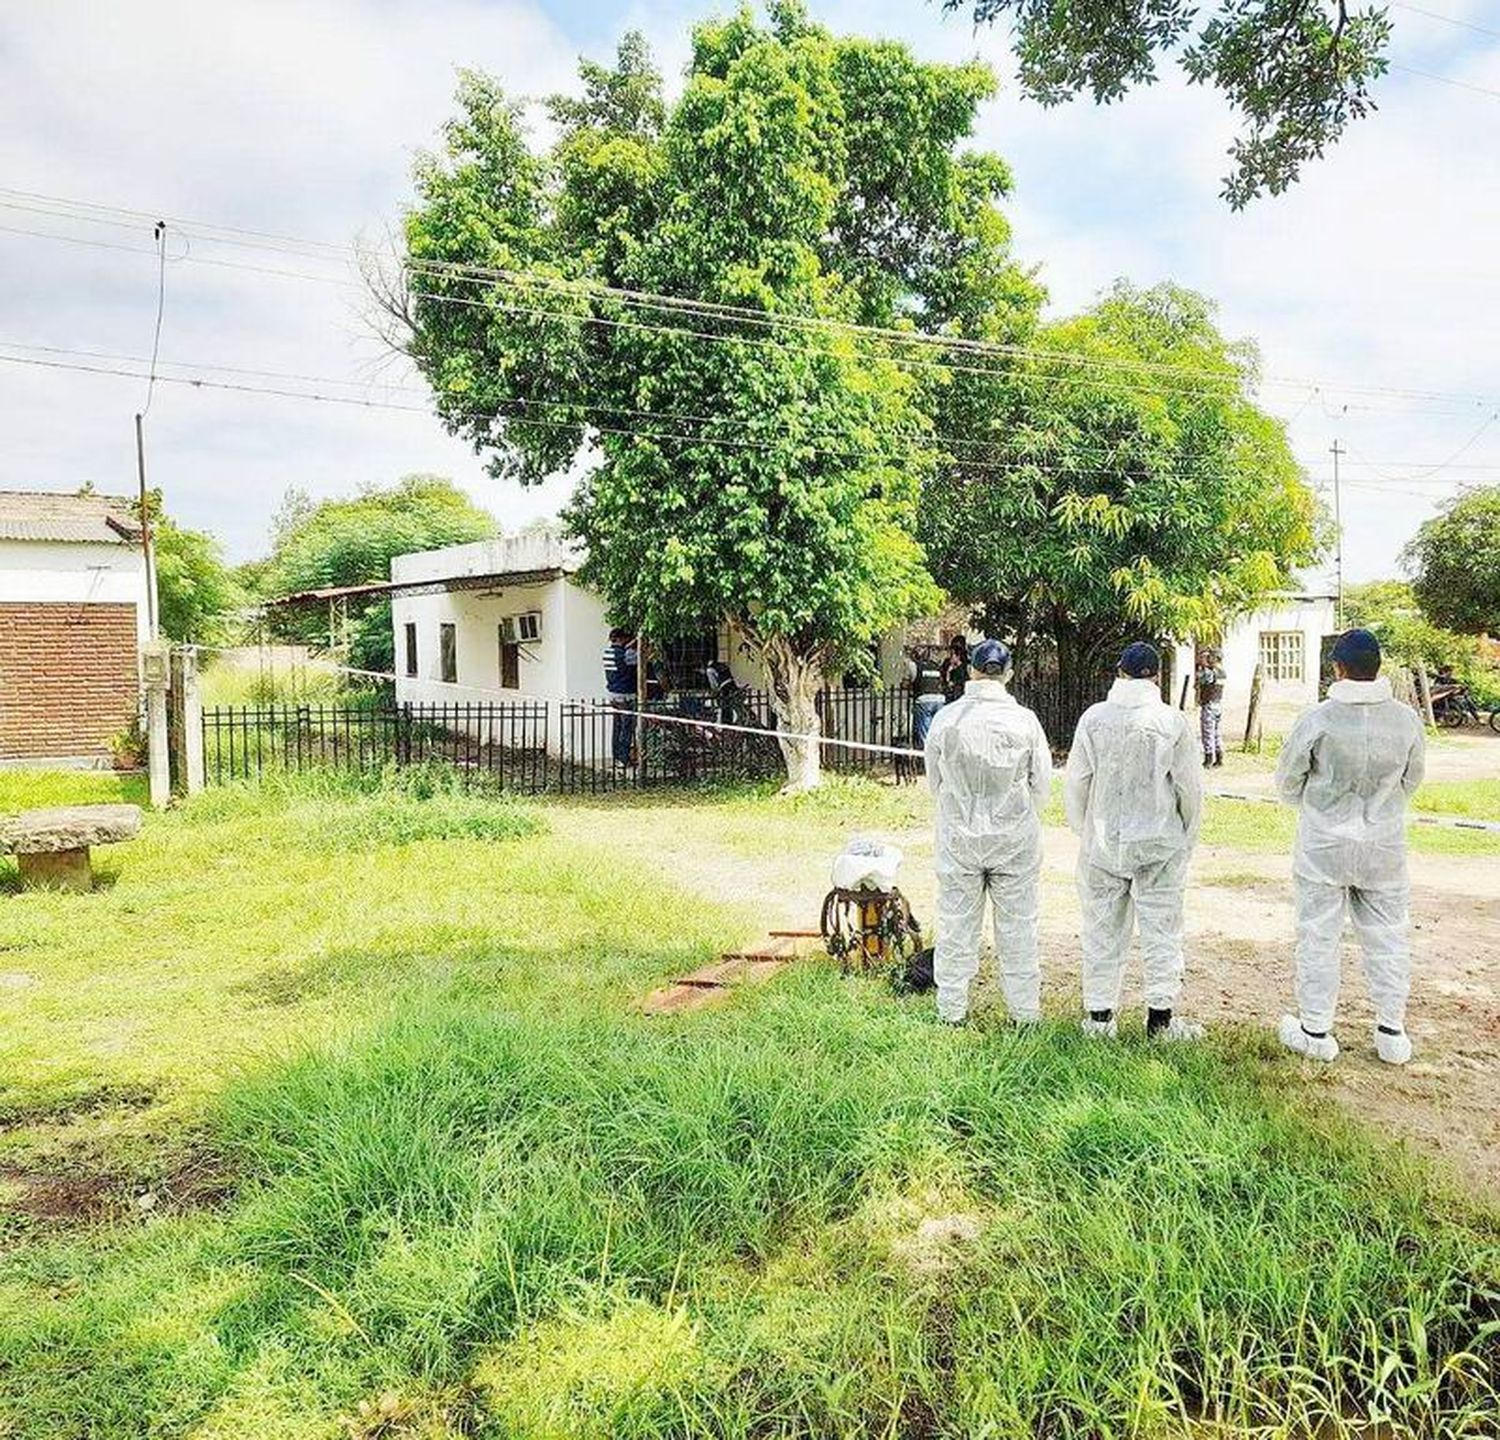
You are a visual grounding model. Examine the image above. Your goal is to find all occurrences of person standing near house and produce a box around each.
[925,639,1053,1025]
[1064,642,1205,1042]
[1197,649,1227,768]
[1274,629,1425,1065]
[603,627,639,767]
[907,645,947,745]
[940,635,971,703]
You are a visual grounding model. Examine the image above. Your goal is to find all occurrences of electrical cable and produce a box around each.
[139,221,168,418]
[3,188,1500,412]
[0,348,1300,485]
[1391,1,1500,40]
[1387,60,1500,99]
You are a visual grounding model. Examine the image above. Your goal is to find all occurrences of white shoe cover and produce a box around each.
[1081,1016,1118,1039]
[1151,1016,1205,1043]
[1278,1014,1339,1062]
[1375,1027,1413,1065]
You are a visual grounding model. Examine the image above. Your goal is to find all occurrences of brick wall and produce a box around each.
[0,602,140,761]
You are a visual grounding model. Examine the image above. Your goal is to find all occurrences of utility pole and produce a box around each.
[136,219,167,642]
[1330,439,1345,630]
[135,411,157,639]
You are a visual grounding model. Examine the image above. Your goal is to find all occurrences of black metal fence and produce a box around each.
[201,686,934,794]
[203,703,550,790]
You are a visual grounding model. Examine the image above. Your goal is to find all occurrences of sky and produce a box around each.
[1,0,1497,582]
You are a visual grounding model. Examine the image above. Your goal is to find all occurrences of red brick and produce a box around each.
[0,603,139,760]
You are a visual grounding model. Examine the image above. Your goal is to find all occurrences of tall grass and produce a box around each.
[6,982,1496,1437]
[1,772,1496,1438]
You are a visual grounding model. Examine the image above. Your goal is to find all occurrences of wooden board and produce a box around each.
[639,934,818,1016]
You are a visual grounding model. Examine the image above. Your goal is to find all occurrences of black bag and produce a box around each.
[895,944,935,994]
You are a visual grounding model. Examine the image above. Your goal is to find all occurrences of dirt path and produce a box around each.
[553,803,1500,1199]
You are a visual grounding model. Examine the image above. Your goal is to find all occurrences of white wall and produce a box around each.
[0,538,152,651]
[392,578,570,706]
[562,580,612,699]
[1171,594,1337,734]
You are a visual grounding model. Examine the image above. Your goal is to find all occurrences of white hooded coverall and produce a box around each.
[1064,678,1203,1014]
[925,678,1053,1023]
[1274,677,1425,1035]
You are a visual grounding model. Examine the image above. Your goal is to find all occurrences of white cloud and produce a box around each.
[2,0,1496,581]
[0,0,578,559]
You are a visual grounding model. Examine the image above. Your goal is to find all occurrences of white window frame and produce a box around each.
[1259,629,1305,683]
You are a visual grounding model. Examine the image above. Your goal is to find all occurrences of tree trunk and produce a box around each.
[759,633,824,792]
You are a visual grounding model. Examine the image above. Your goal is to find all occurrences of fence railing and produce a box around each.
[203,702,550,790]
[201,686,933,794]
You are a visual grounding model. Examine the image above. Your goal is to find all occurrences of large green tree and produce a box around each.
[260,475,496,673]
[153,518,244,645]
[1403,486,1500,638]
[938,0,1391,207]
[390,3,1038,787]
[921,281,1322,717]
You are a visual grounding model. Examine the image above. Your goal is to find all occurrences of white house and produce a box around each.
[391,532,618,709]
[0,490,154,766]
[390,534,1339,750]
[390,532,916,707]
[1169,579,1339,734]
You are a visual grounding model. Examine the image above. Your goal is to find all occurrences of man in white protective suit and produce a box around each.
[925,638,1053,1025]
[1274,628,1425,1065]
[1064,642,1205,1042]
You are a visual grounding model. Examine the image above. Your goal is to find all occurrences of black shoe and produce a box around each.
[1213,752,1224,767]
[1203,755,1213,769]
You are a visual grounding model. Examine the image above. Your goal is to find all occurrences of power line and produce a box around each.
[3,188,1500,413]
[1390,2,1500,42]
[0,348,1330,488]
[0,336,1287,470]
[1387,60,1500,99]
[5,339,1492,494]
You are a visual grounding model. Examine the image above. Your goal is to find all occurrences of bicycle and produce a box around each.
[1432,685,1482,728]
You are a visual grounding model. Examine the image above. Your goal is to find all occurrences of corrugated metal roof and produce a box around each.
[0,490,141,545]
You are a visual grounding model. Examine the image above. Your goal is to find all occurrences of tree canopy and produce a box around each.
[154,518,244,645]
[1403,486,1500,638]
[260,475,496,673]
[392,3,1040,786]
[939,0,1391,207]
[920,282,1322,680]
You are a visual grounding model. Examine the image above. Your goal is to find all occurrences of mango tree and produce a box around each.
[386,3,1037,788]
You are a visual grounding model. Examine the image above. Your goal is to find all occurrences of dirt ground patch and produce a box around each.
[553,805,1500,1200]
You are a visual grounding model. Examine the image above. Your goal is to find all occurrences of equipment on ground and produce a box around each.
[820,840,921,977]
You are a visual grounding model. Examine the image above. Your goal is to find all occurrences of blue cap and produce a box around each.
[1119,642,1161,678]
[970,638,1011,673]
[1331,628,1381,674]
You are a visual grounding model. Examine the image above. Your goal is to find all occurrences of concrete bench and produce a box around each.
[0,804,143,893]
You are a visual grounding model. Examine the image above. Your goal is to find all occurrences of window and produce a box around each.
[498,627,520,690]
[404,622,418,678]
[1259,630,1305,683]
[439,623,458,684]
[661,630,721,690]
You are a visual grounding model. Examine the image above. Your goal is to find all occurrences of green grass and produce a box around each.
[1,770,1497,1439]
[1195,793,1500,857]
[1411,779,1500,824]
[0,768,147,812]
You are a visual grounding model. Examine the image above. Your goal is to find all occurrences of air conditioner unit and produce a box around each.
[501,611,543,644]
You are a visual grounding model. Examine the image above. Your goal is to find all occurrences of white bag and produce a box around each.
[831,837,903,893]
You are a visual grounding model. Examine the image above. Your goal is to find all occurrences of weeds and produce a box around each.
[0,771,1496,1438]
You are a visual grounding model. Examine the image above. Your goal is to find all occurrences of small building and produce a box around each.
[1170,581,1339,736]
[391,533,617,709]
[0,490,154,767]
[389,532,916,720]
